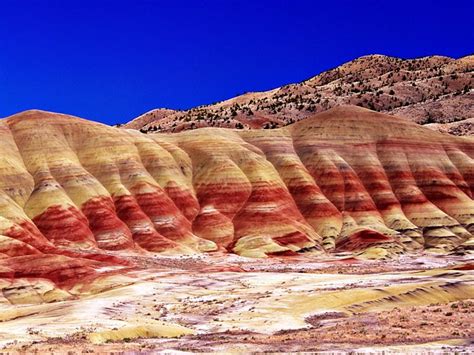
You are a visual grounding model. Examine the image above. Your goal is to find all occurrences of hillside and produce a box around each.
[1,106,473,264]
[124,54,474,135]
[1,106,474,351]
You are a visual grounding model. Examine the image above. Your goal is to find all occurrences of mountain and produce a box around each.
[1,106,474,350]
[124,54,474,135]
[1,105,473,271]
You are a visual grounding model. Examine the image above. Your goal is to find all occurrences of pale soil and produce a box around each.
[0,252,473,353]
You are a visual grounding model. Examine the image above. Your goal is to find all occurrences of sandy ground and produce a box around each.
[0,252,473,353]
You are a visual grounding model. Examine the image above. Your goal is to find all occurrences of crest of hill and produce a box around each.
[127,54,474,135]
[121,108,177,130]
[288,105,461,141]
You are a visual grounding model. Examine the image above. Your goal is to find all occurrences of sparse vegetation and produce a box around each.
[127,54,473,135]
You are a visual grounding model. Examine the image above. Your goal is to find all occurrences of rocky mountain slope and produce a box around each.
[0,105,473,285]
[125,54,474,135]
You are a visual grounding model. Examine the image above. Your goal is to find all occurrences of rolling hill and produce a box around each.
[124,54,474,135]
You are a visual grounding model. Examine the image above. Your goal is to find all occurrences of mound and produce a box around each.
[128,54,474,135]
[0,105,473,293]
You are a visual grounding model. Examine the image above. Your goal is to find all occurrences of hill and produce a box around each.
[1,106,474,351]
[0,106,472,265]
[124,54,474,135]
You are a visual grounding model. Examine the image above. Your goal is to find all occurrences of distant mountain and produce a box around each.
[124,54,474,135]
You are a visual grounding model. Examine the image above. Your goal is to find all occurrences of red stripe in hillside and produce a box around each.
[164,184,200,222]
[114,194,180,251]
[32,205,97,247]
[81,196,134,250]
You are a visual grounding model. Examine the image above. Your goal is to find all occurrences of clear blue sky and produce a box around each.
[1,0,473,125]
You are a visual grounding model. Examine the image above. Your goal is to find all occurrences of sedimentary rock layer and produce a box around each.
[0,105,473,283]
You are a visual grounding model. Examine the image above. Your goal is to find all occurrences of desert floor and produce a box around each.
[1,252,473,353]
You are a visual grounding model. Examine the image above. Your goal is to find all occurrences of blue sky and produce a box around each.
[1,0,473,125]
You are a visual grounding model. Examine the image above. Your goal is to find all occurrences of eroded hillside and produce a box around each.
[1,106,474,351]
[0,105,473,263]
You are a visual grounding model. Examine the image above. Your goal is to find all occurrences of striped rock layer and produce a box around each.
[0,104,473,282]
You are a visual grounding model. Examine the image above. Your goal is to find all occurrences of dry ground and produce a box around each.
[0,252,473,353]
